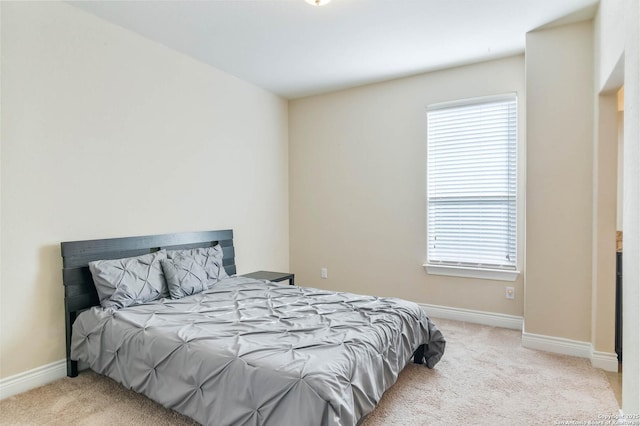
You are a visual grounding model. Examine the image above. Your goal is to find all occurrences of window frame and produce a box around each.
[423,93,521,282]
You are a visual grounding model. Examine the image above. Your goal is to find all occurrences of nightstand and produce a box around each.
[242,270,295,286]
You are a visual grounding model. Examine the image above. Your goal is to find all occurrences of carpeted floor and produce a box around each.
[0,318,620,425]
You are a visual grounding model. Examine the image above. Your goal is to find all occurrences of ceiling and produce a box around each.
[69,0,599,99]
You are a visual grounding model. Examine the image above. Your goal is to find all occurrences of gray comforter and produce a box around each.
[71,277,445,426]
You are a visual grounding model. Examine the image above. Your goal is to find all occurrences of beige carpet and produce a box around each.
[0,319,620,425]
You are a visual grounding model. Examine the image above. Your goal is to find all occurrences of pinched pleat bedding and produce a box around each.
[71,276,445,426]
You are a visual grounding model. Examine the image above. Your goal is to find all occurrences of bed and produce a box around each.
[61,229,445,426]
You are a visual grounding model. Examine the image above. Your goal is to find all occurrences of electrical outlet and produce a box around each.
[321,268,328,279]
[505,287,515,300]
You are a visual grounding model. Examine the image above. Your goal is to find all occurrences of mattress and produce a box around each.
[71,276,445,426]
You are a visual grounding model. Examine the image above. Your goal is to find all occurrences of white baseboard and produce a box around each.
[522,331,619,372]
[0,359,66,400]
[421,304,619,373]
[590,350,619,372]
[418,303,523,330]
[522,331,592,358]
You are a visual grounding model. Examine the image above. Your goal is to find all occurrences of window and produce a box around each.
[425,94,518,281]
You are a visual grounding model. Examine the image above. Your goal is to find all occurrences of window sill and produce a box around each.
[423,264,520,282]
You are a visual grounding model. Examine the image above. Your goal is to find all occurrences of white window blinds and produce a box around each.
[427,94,517,270]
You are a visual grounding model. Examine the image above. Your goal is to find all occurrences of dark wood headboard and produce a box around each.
[60,229,235,377]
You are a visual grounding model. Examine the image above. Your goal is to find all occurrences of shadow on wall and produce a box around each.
[2,243,65,375]
[41,244,66,360]
[14,245,66,369]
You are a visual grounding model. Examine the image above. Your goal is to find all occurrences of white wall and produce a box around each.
[0,2,289,379]
[524,21,594,343]
[597,0,626,93]
[289,56,526,316]
[595,0,640,413]
[592,93,617,355]
[620,0,640,413]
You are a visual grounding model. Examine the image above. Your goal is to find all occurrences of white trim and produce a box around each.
[424,264,520,282]
[522,331,619,372]
[591,350,619,372]
[418,303,523,330]
[521,330,592,358]
[422,307,619,373]
[427,92,518,111]
[0,359,66,400]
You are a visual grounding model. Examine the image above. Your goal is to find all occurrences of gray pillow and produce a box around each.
[166,244,229,281]
[88,250,168,309]
[161,256,209,299]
